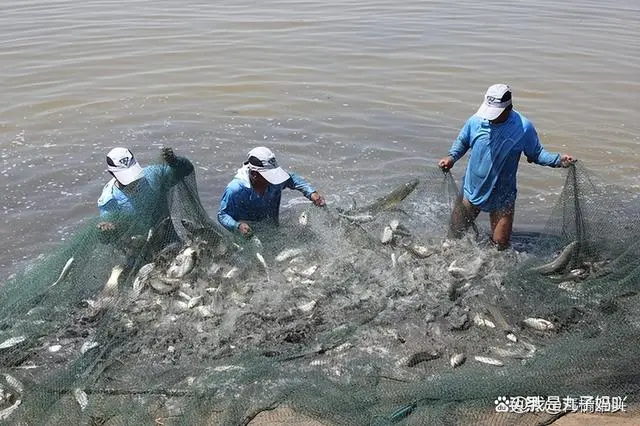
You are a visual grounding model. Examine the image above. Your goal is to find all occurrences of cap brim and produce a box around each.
[112,163,144,185]
[259,167,289,185]
[476,102,505,120]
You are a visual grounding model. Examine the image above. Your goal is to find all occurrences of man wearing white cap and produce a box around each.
[438,84,575,250]
[97,146,194,236]
[218,146,325,236]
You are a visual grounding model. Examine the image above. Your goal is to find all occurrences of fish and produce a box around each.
[103,264,124,296]
[132,263,155,294]
[342,178,420,216]
[275,248,305,263]
[406,350,441,367]
[0,399,21,420]
[404,244,433,259]
[80,340,99,354]
[474,356,504,366]
[490,346,533,359]
[167,247,197,279]
[298,211,309,226]
[337,213,376,223]
[523,318,554,331]
[447,258,483,280]
[255,252,269,280]
[472,314,496,328]
[187,296,203,309]
[249,235,263,250]
[381,226,393,244]
[50,256,74,288]
[530,241,578,275]
[506,333,518,343]
[0,336,27,349]
[298,300,316,313]
[0,336,26,349]
[224,267,241,280]
[450,353,466,368]
[180,218,224,247]
[196,305,213,318]
[149,276,181,294]
[295,265,318,278]
[74,388,89,411]
[4,373,24,393]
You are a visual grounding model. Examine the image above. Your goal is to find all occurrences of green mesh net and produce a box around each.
[0,158,637,425]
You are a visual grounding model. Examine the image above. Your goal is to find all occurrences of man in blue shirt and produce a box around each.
[97,146,194,257]
[438,84,575,250]
[218,146,325,237]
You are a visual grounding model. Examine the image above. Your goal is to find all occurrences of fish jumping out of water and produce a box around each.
[529,241,578,275]
[337,178,420,219]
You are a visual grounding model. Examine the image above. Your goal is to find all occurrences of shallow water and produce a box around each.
[1,0,639,270]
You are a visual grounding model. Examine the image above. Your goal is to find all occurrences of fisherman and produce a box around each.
[97,146,194,264]
[218,146,326,237]
[438,84,575,250]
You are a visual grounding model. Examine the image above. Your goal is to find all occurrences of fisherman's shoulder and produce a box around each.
[224,178,250,195]
[97,178,117,207]
[465,114,485,129]
[511,110,535,131]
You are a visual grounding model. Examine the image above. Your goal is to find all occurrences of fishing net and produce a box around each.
[0,157,637,425]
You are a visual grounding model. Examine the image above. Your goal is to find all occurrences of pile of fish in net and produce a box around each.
[0,159,638,425]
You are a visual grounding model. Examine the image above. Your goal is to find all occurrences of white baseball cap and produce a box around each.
[244,146,290,185]
[476,84,512,120]
[106,147,144,185]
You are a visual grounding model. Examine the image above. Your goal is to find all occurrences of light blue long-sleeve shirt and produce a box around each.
[449,110,561,212]
[217,165,316,232]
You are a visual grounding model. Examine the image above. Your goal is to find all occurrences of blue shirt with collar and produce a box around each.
[448,109,561,212]
[217,165,316,232]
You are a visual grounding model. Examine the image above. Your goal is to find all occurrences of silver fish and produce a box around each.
[299,211,309,226]
[345,178,420,216]
[530,241,578,275]
[80,340,99,354]
[196,305,213,318]
[296,264,318,278]
[473,314,496,329]
[73,388,88,411]
[50,256,74,288]
[149,276,180,294]
[255,252,269,280]
[0,399,21,420]
[405,244,433,259]
[167,247,197,279]
[298,300,316,313]
[523,318,554,331]
[490,346,533,359]
[0,336,26,349]
[4,373,24,393]
[450,353,466,368]
[474,356,504,366]
[224,266,241,280]
[275,248,305,263]
[187,296,203,309]
[338,213,376,223]
[104,264,124,296]
[381,226,393,244]
[132,263,155,294]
